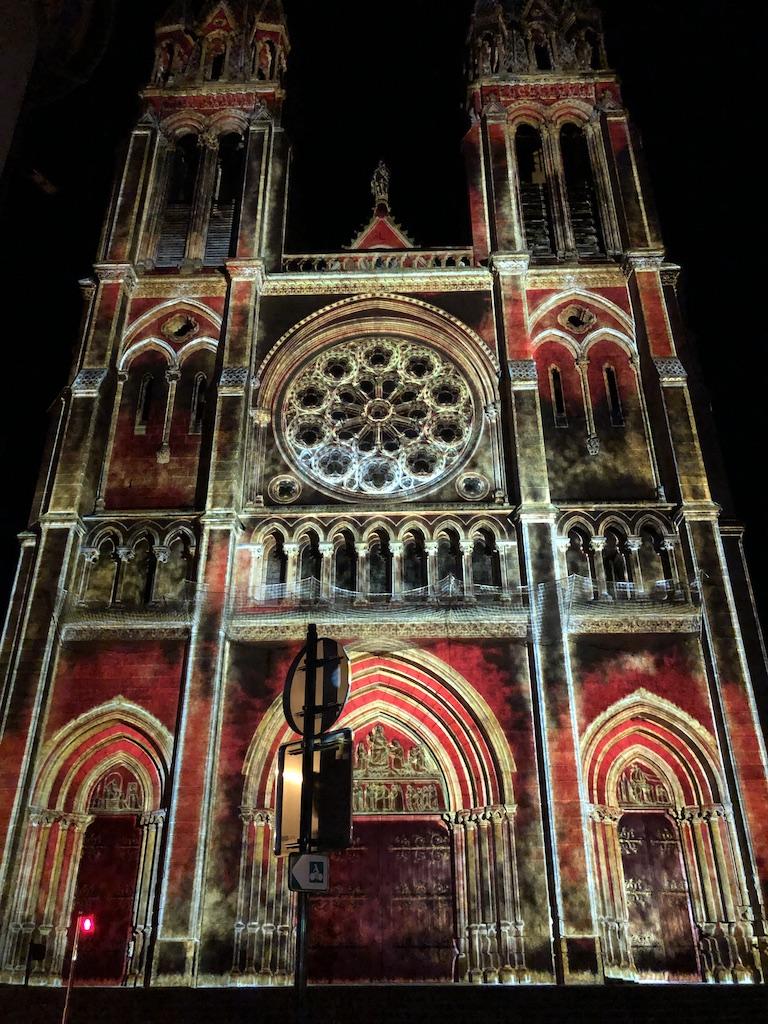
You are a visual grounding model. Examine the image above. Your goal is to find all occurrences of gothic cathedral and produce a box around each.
[1,0,767,991]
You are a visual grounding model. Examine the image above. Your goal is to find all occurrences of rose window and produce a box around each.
[279,337,477,498]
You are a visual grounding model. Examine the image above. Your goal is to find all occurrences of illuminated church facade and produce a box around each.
[1,0,767,989]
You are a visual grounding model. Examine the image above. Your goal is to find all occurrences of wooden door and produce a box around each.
[308,816,454,983]
[70,815,142,984]
[619,812,699,980]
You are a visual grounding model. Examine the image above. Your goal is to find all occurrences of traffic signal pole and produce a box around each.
[295,622,318,994]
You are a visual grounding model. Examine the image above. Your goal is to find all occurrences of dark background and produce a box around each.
[0,1,764,625]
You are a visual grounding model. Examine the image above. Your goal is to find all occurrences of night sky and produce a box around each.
[0,1,764,625]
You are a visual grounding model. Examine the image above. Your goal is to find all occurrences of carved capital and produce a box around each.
[389,541,404,556]
[424,541,439,557]
[250,407,271,428]
[139,809,166,828]
[94,263,137,290]
[71,368,107,397]
[589,536,607,553]
[625,536,642,553]
[225,259,266,290]
[80,545,100,565]
[660,265,681,288]
[29,808,59,828]
[165,367,181,384]
[585,433,600,457]
[484,400,501,422]
[355,543,368,557]
[490,253,530,277]
[556,535,570,554]
[318,543,334,558]
[116,545,135,563]
[589,804,621,824]
[283,543,300,557]
[197,128,219,151]
[152,544,170,564]
[621,251,665,276]
[460,540,475,556]
[660,534,678,552]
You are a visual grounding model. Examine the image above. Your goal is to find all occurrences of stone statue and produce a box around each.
[368,725,390,769]
[371,161,390,207]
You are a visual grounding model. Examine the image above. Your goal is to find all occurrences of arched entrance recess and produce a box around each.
[0,699,170,986]
[582,689,760,983]
[235,648,526,985]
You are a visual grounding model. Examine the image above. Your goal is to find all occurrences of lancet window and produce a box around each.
[560,123,605,257]
[204,132,244,265]
[515,124,555,256]
[156,134,200,266]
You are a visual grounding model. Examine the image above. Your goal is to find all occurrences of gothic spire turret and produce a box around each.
[150,0,289,91]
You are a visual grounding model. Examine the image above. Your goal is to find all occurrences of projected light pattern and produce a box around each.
[280,337,475,498]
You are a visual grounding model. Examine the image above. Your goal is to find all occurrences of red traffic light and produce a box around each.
[80,914,95,935]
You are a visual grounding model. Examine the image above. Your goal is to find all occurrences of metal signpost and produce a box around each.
[276,623,352,999]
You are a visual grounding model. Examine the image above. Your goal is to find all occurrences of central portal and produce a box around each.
[308,816,454,983]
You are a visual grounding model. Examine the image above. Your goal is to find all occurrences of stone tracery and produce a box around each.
[279,337,477,499]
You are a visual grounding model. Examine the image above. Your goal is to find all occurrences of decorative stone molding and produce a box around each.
[218,366,250,394]
[507,360,538,388]
[660,266,681,288]
[138,809,167,828]
[71,368,107,397]
[586,433,600,457]
[621,252,665,276]
[250,407,271,428]
[94,263,138,291]
[490,253,530,277]
[263,270,490,295]
[484,401,501,422]
[225,259,266,289]
[654,357,687,384]
[481,98,508,121]
[134,276,229,299]
[165,367,181,384]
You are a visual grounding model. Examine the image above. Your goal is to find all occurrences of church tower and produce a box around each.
[0,0,767,995]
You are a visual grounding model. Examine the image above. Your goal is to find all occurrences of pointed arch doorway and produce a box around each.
[237,648,526,985]
[309,723,453,982]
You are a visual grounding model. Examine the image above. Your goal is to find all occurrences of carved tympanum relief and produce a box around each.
[352,724,446,813]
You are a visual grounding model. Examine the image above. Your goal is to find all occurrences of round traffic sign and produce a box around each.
[283,637,350,736]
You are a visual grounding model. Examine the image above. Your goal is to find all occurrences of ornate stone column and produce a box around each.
[248,544,264,602]
[390,541,404,603]
[589,537,610,599]
[425,541,439,601]
[625,537,643,596]
[283,543,299,599]
[185,129,220,265]
[540,122,572,257]
[354,543,368,604]
[460,540,475,600]
[495,539,518,601]
[588,806,634,980]
[575,354,599,457]
[318,543,334,601]
[247,405,271,505]
[128,809,166,985]
[95,368,127,511]
[157,366,181,465]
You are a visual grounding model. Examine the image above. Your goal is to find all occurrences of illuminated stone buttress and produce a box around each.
[0,0,767,990]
